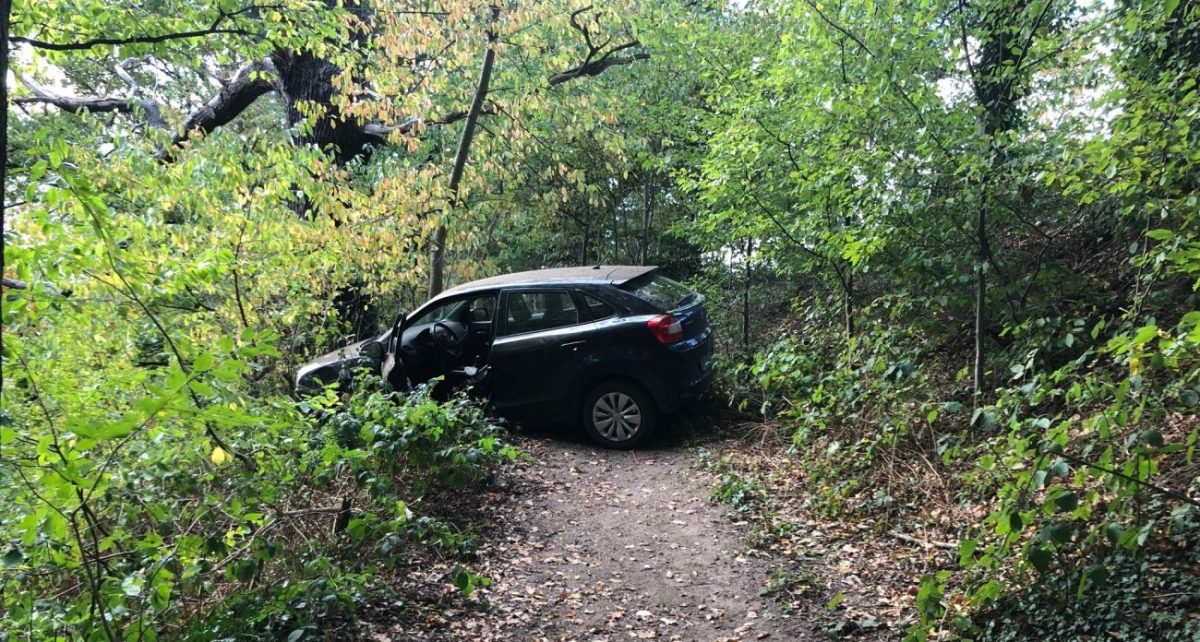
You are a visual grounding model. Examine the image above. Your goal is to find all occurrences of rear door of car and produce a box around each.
[488,288,594,420]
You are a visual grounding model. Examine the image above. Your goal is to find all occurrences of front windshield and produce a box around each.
[410,300,469,327]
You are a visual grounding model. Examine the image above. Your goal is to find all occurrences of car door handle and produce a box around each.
[560,340,587,350]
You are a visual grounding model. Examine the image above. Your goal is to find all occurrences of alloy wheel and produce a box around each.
[591,392,642,441]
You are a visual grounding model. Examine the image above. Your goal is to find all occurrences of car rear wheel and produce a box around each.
[582,381,656,448]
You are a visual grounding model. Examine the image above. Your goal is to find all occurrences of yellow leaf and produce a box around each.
[211,446,229,466]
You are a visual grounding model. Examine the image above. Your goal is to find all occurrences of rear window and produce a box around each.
[620,273,697,311]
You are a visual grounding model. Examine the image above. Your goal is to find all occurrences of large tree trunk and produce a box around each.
[270,49,381,338]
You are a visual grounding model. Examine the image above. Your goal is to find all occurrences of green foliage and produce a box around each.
[5,0,1200,637]
[687,2,1200,635]
[314,374,521,499]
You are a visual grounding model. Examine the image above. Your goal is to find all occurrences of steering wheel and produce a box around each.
[431,321,463,357]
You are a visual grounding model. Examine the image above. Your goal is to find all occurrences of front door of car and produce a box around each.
[488,289,590,421]
[392,293,496,386]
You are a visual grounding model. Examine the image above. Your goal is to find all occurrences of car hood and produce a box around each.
[295,335,383,392]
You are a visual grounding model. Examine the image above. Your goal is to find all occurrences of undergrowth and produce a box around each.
[1,370,519,641]
[703,297,1200,640]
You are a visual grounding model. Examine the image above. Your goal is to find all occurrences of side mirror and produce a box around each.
[362,342,384,360]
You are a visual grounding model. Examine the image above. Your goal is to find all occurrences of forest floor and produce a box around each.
[364,411,942,641]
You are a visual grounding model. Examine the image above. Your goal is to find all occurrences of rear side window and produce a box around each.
[577,292,615,321]
[502,291,578,335]
[620,273,697,311]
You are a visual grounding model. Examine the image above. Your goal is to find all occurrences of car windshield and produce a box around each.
[620,273,697,311]
[410,300,469,326]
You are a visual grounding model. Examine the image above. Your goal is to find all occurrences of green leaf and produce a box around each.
[193,352,215,372]
[121,575,143,597]
[1132,325,1158,345]
[1028,546,1052,573]
[1008,511,1024,533]
[231,560,257,583]
[957,538,977,568]
[347,517,367,540]
[3,547,23,568]
[1054,491,1078,512]
[1048,523,1073,544]
[1139,430,1164,448]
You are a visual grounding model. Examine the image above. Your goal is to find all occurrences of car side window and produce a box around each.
[412,295,495,327]
[467,295,496,323]
[502,291,578,336]
[577,292,615,322]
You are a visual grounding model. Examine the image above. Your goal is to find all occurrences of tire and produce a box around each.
[581,380,656,449]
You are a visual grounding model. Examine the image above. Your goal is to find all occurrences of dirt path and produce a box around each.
[454,436,815,641]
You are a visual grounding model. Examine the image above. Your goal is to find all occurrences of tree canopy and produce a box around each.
[3,0,1197,639]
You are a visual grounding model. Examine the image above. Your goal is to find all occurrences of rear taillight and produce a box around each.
[647,314,684,344]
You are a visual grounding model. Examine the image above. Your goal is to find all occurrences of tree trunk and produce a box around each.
[2,0,9,216]
[973,200,987,403]
[742,238,752,350]
[640,172,654,265]
[428,7,499,298]
[581,223,591,265]
[843,270,854,337]
[968,0,1033,403]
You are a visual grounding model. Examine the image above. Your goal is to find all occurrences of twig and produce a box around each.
[890,531,958,550]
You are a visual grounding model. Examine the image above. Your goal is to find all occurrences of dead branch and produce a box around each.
[14,73,168,129]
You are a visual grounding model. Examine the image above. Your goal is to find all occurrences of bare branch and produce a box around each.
[10,27,254,52]
[548,42,648,85]
[113,58,142,91]
[14,73,167,129]
[551,6,646,85]
[361,105,496,140]
[7,5,272,52]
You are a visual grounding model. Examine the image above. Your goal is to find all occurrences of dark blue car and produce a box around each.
[296,266,713,448]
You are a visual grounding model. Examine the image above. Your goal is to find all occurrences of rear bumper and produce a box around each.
[658,331,714,411]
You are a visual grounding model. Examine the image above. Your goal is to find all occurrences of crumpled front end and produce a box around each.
[294,337,381,394]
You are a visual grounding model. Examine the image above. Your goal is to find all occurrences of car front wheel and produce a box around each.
[582,381,656,448]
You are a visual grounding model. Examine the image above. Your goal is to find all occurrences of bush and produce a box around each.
[0,363,518,641]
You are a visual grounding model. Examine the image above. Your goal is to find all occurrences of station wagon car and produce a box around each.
[295,266,713,448]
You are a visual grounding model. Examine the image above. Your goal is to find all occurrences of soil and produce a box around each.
[368,424,827,641]
[475,436,814,641]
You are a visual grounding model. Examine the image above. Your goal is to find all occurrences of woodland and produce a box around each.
[1,0,1197,640]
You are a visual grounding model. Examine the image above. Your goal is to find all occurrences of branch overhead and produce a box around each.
[548,48,649,85]
[161,58,277,159]
[7,5,267,52]
[548,6,649,86]
[14,73,168,129]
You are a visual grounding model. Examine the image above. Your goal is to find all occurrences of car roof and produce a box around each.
[440,265,657,297]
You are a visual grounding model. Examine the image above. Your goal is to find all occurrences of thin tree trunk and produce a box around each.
[428,7,499,298]
[844,270,854,337]
[640,173,654,265]
[2,0,9,217]
[742,239,752,350]
[581,224,591,265]
[973,189,989,404]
